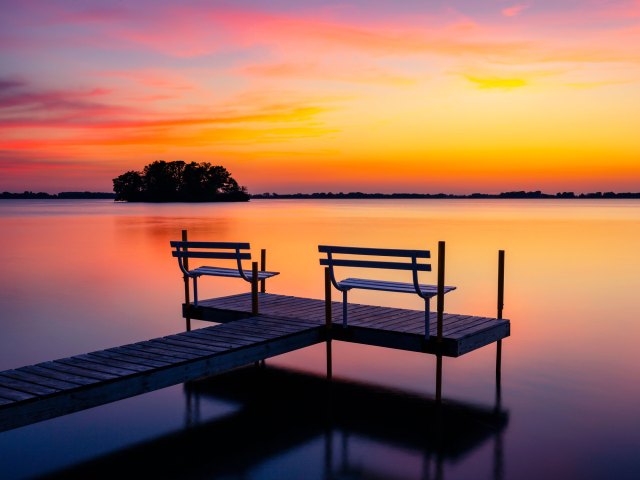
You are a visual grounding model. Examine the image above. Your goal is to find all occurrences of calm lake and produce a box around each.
[0,199,639,479]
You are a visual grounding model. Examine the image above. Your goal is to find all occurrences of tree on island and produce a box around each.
[112,160,249,202]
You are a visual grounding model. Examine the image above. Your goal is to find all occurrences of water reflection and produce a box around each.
[41,366,508,480]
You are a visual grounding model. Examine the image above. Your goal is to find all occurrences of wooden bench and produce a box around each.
[319,244,456,339]
[170,241,279,311]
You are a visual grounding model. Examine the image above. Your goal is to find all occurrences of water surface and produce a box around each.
[0,199,639,479]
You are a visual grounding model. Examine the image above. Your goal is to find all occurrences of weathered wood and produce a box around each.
[124,343,198,361]
[18,365,97,386]
[40,361,118,381]
[146,339,217,357]
[1,370,79,390]
[0,376,58,396]
[56,357,138,377]
[0,386,34,402]
[79,353,154,373]
[155,337,228,354]
[0,375,59,396]
[191,329,260,346]
[0,320,324,433]
[181,330,250,348]
[116,346,189,365]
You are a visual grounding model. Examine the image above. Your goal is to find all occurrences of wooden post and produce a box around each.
[325,268,332,328]
[496,250,505,379]
[251,261,259,315]
[497,250,505,320]
[260,249,267,293]
[182,229,191,332]
[436,241,445,343]
[435,241,446,404]
[435,354,443,404]
[325,267,333,379]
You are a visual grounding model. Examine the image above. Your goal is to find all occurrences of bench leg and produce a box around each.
[193,277,198,307]
[424,298,430,340]
[342,290,348,328]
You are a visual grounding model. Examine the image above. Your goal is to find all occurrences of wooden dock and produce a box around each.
[0,315,322,433]
[0,292,508,433]
[189,292,509,357]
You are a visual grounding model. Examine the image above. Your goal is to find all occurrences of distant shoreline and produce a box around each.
[251,191,640,199]
[2,190,639,200]
[1,191,116,199]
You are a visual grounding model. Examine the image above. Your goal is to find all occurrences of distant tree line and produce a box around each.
[1,191,115,199]
[4,189,639,201]
[112,160,249,202]
[252,190,640,199]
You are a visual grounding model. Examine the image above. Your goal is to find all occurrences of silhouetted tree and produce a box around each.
[113,171,145,201]
[112,161,249,202]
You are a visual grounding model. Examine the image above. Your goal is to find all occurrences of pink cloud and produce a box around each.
[502,4,530,18]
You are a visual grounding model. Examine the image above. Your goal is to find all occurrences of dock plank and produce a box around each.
[78,353,154,373]
[0,375,60,396]
[0,385,35,402]
[19,365,97,386]
[1,370,80,390]
[57,358,139,377]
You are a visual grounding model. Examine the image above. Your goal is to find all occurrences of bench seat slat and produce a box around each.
[338,278,456,295]
[191,266,279,280]
[319,245,430,258]
[320,259,431,271]
[170,241,250,249]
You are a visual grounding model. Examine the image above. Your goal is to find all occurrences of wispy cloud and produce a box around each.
[464,75,528,89]
[502,4,530,18]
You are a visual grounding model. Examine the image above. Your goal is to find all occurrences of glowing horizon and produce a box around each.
[1,0,639,194]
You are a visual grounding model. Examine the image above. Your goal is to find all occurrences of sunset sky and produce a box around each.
[1,0,639,193]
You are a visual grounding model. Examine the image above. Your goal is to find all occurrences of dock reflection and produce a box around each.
[43,366,508,480]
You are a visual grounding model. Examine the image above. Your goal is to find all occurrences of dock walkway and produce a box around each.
[0,315,321,433]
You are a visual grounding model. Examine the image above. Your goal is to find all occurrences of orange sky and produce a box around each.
[1,1,639,193]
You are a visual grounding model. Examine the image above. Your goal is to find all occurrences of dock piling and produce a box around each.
[435,354,443,404]
[325,268,333,379]
[260,249,267,293]
[436,241,446,343]
[251,262,259,315]
[182,229,191,332]
[496,250,505,380]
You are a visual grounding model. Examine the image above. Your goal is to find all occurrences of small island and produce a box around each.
[112,160,249,202]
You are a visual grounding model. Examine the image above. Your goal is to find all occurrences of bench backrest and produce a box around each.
[319,245,431,272]
[171,241,252,279]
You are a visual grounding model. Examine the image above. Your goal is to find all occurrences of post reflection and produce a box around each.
[41,365,508,480]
